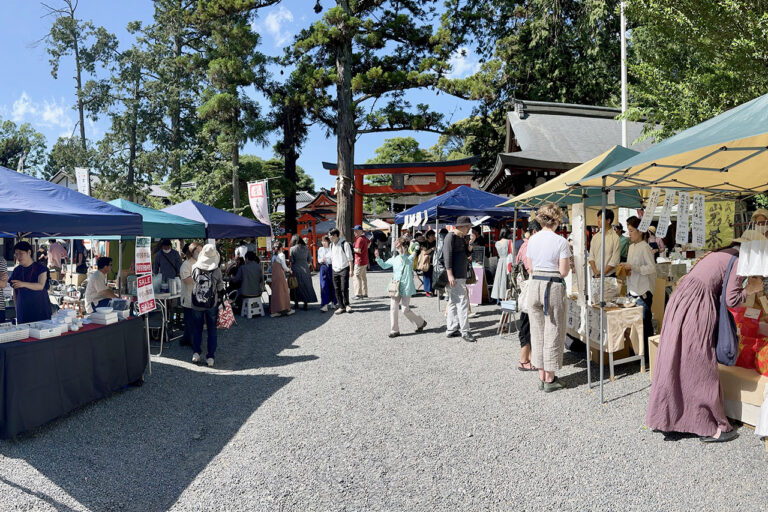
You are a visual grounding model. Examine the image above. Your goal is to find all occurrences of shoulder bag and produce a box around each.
[417,251,431,272]
[465,259,478,285]
[716,255,739,365]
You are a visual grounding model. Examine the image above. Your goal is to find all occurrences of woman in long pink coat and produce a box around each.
[646,247,762,442]
[269,242,295,317]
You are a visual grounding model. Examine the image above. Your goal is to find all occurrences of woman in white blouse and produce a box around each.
[317,236,337,312]
[617,216,656,361]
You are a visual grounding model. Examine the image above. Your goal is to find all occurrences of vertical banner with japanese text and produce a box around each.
[247,180,272,231]
[691,194,706,249]
[638,188,661,232]
[676,192,691,246]
[135,236,155,314]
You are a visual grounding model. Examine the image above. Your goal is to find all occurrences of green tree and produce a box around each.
[197,3,271,212]
[443,0,622,174]
[42,0,117,152]
[623,0,768,140]
[0,117,47,175]
[139,0,208,192]
[44,136,97,181]
[291,0,460,240]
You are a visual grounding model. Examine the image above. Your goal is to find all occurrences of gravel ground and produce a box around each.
[0,271,766,511]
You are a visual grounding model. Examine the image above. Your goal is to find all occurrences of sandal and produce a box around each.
[517,361,538,372]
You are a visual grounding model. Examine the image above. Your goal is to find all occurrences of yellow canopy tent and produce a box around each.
[499,146,644,208]
[570,93,768,197]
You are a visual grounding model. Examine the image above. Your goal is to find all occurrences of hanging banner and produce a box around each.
[691,194,706,249]
[676,192,691,246]
[638,188,661,232]
[136,274,156,314]
[422,211,430,226]
[75,167,91,196]
[571,203,587,304]
[135,236,152,275]
[704,201,734,249]
[247,180,271,231]
[655,189,676,238]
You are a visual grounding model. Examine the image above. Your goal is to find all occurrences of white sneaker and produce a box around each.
[321,304,328,312]
[287,309,295,316]
[192,353,201,363]
[270,312,280,318]
[346,306,352,313]
[206,357,214,367]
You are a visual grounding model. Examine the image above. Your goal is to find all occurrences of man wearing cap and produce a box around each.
[442,216,476,342]
[153,239,183,280]
[352,225,370,299]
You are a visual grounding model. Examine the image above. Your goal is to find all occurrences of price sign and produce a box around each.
[692,194,706,249]
[136,274,156,314]
[135,236,152,275]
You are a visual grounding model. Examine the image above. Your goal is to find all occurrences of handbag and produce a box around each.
[388,257,409,299]
[287,274,299,290]
[465,260,478,285]
[417,252,431,272]
[716,255,739,365]
[217,299,236,329]
[517,278,530,313]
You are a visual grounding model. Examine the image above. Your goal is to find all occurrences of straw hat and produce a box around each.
[647,225,657,235]
[194,243,220,271]
[752,209,768,222]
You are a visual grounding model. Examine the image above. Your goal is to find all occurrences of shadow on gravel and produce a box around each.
[0,363,291,512]
[161,304,334,371]
[0,475,80,512]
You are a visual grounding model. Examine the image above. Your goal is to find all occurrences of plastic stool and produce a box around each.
[241,297,265,318]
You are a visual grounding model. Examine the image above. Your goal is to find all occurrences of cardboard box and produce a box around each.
[65,273,87,286]
[649,335,768,426]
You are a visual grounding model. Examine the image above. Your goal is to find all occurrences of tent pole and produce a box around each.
[583,193,591,391]
[599,178,607,404]
[512,208,518,261]
[118,240,123,296]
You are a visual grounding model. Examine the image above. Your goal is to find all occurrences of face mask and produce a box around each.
[163,248,171,254]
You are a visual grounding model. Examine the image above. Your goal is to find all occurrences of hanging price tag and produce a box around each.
[676,192,691,245]
[655,189,676,238]
[638,188,661,232]
[691,194,706,249]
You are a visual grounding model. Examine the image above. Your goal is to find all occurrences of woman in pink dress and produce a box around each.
[646,247,762,442]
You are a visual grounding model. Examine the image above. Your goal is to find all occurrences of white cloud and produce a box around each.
[263,6,295,47]
[8,91,74,131]
[447,47,481,79]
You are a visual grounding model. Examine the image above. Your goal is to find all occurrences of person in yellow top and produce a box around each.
[589,208,620,277]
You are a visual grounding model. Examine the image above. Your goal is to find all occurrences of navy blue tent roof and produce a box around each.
[162,200,271,239]
[394,186,527,224]
[0,166,143,237]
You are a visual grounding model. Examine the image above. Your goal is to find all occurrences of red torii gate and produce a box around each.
[323,157,479,226]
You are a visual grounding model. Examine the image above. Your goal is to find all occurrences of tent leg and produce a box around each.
[583,194,591,391]
[118,240,123,295]
[512,209,518,261]
[145,315,152,376]
[599,178,607,404]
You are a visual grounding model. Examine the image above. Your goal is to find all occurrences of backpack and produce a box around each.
[191,268,216,309]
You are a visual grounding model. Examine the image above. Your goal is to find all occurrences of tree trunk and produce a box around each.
[284,107,298,237]
[232,111,240,211]
[127,78,139,202]
[335,0,355,242]
[171,28,182,192]
[73,34,87,153]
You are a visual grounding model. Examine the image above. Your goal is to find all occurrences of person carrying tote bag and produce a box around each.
[375,237,427,338]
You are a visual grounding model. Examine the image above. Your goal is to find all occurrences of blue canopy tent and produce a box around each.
[162,200,271,239]
[106,199,206,239]
[394,186,527,224]
[0,166,142,237]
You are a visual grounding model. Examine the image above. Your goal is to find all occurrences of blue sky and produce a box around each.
[0,1,480,191]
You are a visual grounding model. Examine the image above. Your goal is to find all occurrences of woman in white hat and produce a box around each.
[190,243,225,367]
[740,208,768,241]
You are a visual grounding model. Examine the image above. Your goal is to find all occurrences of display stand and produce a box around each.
[567,297,645,381]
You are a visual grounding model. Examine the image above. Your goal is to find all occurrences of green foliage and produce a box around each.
[43,136,97,181]
[442,0,622,174]
[623,0,768,140]
[0,117,47,175]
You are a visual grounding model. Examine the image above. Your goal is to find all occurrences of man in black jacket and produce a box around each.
[442,216,475,342]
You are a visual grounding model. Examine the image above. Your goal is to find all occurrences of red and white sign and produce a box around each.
[135,236,152,274]
[247,180,271,228]
[136,274,156,315]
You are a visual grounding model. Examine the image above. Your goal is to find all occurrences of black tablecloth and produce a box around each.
[0,317,147,439]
